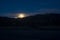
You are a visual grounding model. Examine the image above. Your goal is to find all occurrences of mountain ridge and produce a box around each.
[0,13,60,28]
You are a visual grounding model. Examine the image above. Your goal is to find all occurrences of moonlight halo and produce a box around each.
[17,13,27,18]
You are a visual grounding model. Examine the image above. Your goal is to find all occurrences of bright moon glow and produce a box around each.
[17,13,26,18]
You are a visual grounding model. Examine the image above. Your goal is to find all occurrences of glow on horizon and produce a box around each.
[15,13,29,18]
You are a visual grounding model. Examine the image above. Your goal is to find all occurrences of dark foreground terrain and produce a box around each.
[0,13,60,40]
[0,26,60,40]
[0,13,60,27]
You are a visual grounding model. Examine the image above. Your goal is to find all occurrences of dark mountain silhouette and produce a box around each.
[0,13,60,28]
[23,13,60,26]
[0,17,22,27]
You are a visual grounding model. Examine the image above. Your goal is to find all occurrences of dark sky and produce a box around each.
[0,0,60,17]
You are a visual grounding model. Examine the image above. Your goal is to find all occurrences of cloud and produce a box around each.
[0,9,60,18]
[27,9,60,16]
[0,13,17,18]
[37,9,60,13]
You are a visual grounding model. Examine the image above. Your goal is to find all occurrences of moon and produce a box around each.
[17,13,27,18]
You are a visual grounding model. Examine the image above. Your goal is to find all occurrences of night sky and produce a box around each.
[0,0,60,18]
